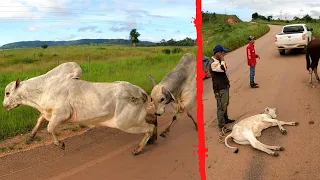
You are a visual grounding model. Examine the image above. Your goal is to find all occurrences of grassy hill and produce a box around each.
[0,37,197,49]
[0,39,154,49]
[0,44,196,141]
[202,12,270,57]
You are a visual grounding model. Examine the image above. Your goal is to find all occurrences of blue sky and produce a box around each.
[0,0,196,46]
[202,0,320,22]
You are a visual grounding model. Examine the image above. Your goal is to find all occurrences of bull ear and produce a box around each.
[162,87,176,102]
[15,77,21,89]
[148,74,157,87]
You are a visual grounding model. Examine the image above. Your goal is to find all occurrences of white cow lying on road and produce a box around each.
[224,107,299,157]
[2,62,157,156]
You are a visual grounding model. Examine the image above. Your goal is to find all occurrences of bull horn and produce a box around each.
[148,74,157,87]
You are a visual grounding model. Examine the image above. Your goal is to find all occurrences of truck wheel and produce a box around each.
[279,50,285,55]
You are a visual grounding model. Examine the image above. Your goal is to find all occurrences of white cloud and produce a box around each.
[26,24,41,32]
[55,34,77,41]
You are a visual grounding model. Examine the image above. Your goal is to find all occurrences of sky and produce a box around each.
[202,0,320,22]
[0,0,196,46]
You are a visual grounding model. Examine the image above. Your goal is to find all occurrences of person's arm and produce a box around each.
[211,60,227,72]
[246,46,253,66]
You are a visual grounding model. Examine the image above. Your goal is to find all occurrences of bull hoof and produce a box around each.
[273,152,279,157]
[132,150,141,156]
[147,138,156,145]
[234,148,239,154]
[25,135,35,144]
[279,147,285,151]
[60,142,65,150]
[294,122,299,126]
[160,132,168,138]
[281,129,287,135]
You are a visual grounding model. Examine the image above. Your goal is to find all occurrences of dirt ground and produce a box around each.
[0,103,199,180]
[204,25,320,180]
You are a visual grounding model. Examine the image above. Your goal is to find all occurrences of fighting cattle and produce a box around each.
[306,38,320,86]
[224,107,299,157]
[148,53,197,138]
[3,62,157,156]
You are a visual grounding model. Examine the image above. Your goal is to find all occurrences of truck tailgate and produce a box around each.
[277,33,303,45]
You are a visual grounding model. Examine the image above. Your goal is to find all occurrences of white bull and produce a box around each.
[148,53,197,138]
[2,62,157,156]
[224,107,299,157]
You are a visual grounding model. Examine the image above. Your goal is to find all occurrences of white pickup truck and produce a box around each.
[275,24,313,55]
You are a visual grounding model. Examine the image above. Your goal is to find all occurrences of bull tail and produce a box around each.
[306,51,311,71]
[225,133,239,154]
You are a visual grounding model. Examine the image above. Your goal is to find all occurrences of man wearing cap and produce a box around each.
[246,36,260,88]
[209,45,235,133]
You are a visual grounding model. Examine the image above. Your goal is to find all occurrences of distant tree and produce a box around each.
[252,12,259,19]
[41,44,48,49]
[302,14,313,22]
[129,29,140,46]
[267,15,273,21]
[293,16,300,21]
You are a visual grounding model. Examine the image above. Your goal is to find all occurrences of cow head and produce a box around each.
[3,78,22,110]
[263,107,277,119]
[148,74,176,116]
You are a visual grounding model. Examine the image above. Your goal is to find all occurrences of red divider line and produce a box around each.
[193,0,208,179]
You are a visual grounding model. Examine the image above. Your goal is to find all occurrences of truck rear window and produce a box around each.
[283,26,304,34]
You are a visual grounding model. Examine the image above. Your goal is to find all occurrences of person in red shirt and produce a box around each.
[246,36,260,88]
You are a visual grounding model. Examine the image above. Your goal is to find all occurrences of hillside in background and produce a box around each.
[202,12,270,57]
[0,39,153,49]
[0,37,196,49]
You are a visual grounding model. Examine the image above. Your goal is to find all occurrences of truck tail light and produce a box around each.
[302,34,306,40]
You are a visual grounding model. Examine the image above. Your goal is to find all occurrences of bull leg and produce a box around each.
[309,69,315,87]
[260,143,285,151]
[187,109,198,131]
[245,133,279,156]
[315,67,320,82]
[262,119,299,135]
[178,101,184,112]
[47,115,65,150]
[160,113,183,138]
[145,113,158,145]
[123,123,155,156]
[30,115,45,139]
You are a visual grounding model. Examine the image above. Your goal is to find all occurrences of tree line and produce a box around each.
[252,12,320,23]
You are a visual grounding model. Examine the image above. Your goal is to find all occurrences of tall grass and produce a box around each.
[202,15,270,57]
[0,44,196,141]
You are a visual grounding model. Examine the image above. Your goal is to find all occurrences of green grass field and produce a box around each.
[0,44,196,141]
[253,19,320,38]
[202,13,270,57]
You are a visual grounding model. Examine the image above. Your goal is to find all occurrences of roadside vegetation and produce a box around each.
[0,44,196,141]
[202,12,270,57]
